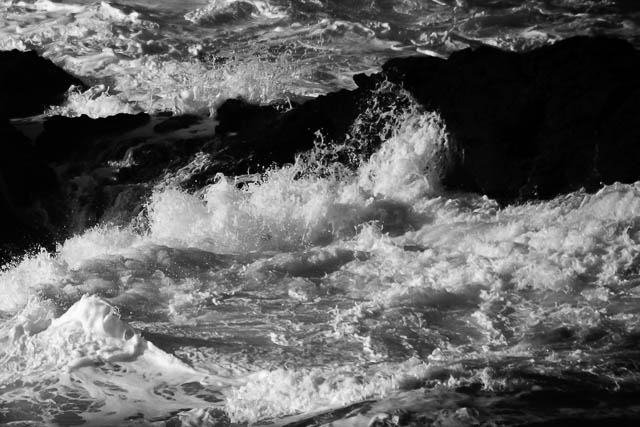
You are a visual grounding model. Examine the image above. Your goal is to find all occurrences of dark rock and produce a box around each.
[153,114,202,133]
[215,98,282,135]
[249,89,361,166]
[0,50,85,118]
[37,113,151,162]
[381,36,640,201]
[99,185,149,225]
[0,119,61,263]
[31,111,219,235]
[212,87,401,176]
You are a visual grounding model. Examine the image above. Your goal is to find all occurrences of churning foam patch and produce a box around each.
[224,360,426,422]
[145,106,449,252]
[47,52,304,117]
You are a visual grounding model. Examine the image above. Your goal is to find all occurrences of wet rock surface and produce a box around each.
[0,50,85,119]
[37,113,152,162]
[378,36,640,200]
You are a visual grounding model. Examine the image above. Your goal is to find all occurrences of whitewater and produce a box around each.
[2,0,640,426]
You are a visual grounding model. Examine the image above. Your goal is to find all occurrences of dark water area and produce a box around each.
[1,0,640,426]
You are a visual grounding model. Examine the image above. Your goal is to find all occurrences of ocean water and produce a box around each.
[2,0,640,426]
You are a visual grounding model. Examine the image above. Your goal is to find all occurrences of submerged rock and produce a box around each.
[0,50,85,119]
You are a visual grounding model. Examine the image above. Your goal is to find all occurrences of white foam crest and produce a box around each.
[46,84,139,118]
[1,296,174,378]
[57,226,143,270]
[185,0,287,24]
[0,295,226,423]
[0,296,57,342]
[0,102,446,307]
[0,227,144,314]
[147,168,341,252]
[7,105,443,308]
[46,295,145,368]
[572,182,640,221]
[24,0,139,22]
[95,1,140,23]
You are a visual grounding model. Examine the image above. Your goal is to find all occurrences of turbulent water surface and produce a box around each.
[2,0,640,426]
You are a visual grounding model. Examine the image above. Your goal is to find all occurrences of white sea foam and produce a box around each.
[46,85,139,118]
[185,0,288,24]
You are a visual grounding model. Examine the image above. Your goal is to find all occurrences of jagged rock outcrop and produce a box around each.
[211,83,409,177]
[37,113,151,162]
[377,36,640,200]
[0,119,62,261]
[0,50,85,118]
[0,49,85,261]
[213,91,367,173]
